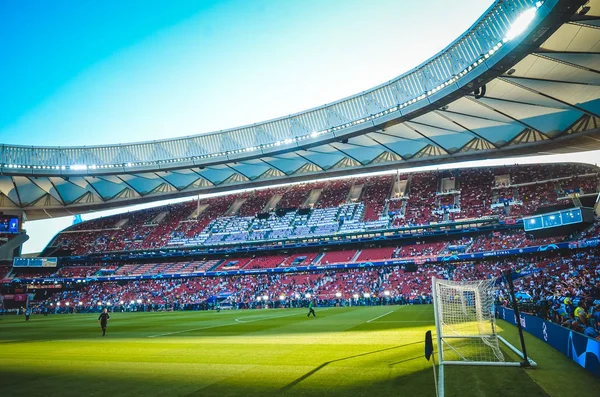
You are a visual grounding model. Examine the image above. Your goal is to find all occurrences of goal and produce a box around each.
[431,277,535,397]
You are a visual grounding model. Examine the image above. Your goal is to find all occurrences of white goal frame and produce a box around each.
[432,277,536,397]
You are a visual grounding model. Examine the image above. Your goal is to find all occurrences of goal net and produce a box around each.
[433,277,504,364]
[431,276,535,397]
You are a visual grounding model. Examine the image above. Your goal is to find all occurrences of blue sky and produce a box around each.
[0,0,494,145]
[0,0,597,253]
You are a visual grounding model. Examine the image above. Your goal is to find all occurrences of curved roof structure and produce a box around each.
[1,0,599,220]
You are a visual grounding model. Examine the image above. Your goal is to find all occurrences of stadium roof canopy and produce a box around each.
[1,0,599,220]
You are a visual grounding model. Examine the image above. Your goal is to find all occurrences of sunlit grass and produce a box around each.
[0,306,597,396]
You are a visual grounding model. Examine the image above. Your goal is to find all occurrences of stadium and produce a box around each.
[1,0,600,396]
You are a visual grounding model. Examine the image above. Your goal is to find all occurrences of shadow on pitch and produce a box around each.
[280,340,422,391]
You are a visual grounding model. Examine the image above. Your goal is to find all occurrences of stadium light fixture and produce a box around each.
[56,302,61,306]
[505,6,538,41]
[65,302,70,306]
[50,303,53,306]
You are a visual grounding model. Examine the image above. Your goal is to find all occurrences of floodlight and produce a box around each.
[506,7,537,40]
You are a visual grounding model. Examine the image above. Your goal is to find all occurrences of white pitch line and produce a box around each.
[366,310,394,323]
[148,323,231,338]
[370,320,432,323]
[148,310,303,338]
[234,311,303,323]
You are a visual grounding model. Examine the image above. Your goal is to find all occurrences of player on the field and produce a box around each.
[25,307,31,321]
[307,300,316,317]
[98,308,110,336]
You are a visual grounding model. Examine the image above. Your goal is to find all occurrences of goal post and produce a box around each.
[431,277,536,397]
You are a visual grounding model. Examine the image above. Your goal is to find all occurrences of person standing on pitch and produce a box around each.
[98,308,110,336]
[307,300,316,317]
[25,307,31,321]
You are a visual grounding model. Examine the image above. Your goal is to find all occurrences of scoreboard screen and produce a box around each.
[0,216,19,234]
[13,257,58,268]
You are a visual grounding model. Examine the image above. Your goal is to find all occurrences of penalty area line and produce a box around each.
[234,310,305,323]
[148,310,306,338]
[148,323,231,338]
[366,310,395,323]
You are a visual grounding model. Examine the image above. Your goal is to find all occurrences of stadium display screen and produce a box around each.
[560,209,582,224]
[0,215,19,234]
[524,208,583,232]
[13,257,58,268]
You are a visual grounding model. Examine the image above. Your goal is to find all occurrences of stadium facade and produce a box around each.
[0,0,597,221]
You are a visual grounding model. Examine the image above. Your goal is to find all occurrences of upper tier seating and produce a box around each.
[44,163,600,256]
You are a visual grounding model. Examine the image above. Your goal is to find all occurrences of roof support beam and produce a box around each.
[498,76,600,118]
[292,152,326,171]
[531,52,600,74]
[465,96,550,139]
[364,135,405,159]
[403,123,449,154]
[258,158,288,176]
[326,144,364,165]
[428,111,498,148]
[224,164,252,181]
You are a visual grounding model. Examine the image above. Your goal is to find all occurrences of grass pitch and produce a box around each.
[0,305,598,396]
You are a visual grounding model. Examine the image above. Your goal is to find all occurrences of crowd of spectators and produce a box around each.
[45,163,600,256]
[33,249,598,321]
[496,250,600,340]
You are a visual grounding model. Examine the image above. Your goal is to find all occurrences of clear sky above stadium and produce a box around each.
[0,0,494,146]
[1,0,597,253]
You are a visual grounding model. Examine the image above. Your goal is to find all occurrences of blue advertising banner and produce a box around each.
[498,306,600,377]
[12,240,582,284]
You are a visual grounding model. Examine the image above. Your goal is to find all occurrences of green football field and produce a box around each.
[0,305,598,396]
